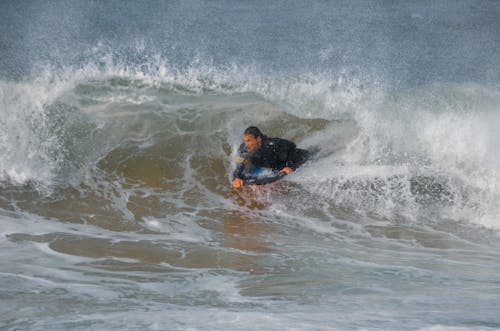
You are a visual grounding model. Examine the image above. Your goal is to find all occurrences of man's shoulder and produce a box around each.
[264,137,281,145]
[265,137,295,149]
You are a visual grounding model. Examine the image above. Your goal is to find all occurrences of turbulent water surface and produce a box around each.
[1,1,500,330]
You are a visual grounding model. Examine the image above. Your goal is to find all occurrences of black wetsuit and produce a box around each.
[232,136,310,180]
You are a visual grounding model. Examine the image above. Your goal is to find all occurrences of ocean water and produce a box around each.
[1,1,500,330]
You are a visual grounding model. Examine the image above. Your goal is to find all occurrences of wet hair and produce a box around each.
[244,126,265,138]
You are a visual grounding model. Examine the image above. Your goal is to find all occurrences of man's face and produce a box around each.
[243,134,262,153]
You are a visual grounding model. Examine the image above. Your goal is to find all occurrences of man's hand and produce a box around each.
[232,178,244,189]
[280,167,294,175]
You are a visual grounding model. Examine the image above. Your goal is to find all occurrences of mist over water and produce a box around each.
[1,1,500,330]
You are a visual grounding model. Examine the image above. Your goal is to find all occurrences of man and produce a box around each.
[232,126,310,188]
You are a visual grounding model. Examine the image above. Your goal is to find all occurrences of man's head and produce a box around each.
[243,126,264,153]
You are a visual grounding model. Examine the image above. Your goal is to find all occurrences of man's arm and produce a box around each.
[278,139,298,173]
[232,160,245,188]
[232,156,245,180]
[232,144,247,188]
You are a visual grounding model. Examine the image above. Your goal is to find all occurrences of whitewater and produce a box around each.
[1,1,500,330]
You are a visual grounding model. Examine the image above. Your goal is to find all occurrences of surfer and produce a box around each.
[232,126,310,188]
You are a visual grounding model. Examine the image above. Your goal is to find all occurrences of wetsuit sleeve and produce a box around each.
[232,144,247,180]
[279,139,299,170]
[232,158,245,180]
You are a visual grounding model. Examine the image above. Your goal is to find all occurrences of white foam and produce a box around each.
[142,214,213,243]
[293,83,500,229]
